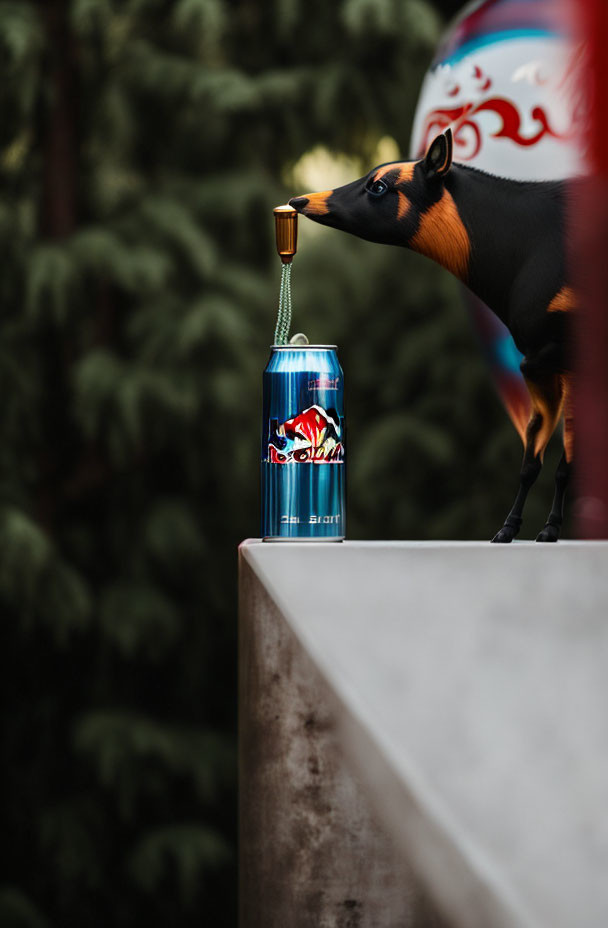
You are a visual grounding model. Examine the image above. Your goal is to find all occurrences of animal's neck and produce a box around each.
[407,186,470,283]
[408,166,562,324]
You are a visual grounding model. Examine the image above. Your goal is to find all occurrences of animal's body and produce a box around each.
[289,129,576,542]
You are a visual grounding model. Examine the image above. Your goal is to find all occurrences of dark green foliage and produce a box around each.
[0,0,570,926]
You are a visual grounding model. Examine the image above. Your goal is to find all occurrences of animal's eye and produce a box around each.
[367,179,388,197]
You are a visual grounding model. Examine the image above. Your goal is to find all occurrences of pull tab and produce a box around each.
[289,333,309,346]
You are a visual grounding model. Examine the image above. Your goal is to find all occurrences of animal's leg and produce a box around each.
[491,414,544,543]
[535,452,571,542]
[492,374,563,543]
[536,375,574,542]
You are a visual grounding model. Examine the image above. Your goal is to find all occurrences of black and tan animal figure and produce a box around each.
[290,128,575,543]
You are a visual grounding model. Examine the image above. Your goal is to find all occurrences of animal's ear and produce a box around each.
[423,128,453,179]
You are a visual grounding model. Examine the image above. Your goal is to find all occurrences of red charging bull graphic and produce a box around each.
[268,405,344,464]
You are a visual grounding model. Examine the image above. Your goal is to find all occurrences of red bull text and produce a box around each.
[261,346,345,540]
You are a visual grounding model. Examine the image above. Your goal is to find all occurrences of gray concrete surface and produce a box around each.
[240,541,608,928]
[239,553,447,928]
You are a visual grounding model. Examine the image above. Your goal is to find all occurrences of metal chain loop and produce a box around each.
[274,263,292,345]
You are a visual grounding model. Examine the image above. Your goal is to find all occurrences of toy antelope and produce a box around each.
[290,128,575,543]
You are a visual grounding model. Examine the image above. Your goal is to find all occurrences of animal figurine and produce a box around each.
[289,128,575,543]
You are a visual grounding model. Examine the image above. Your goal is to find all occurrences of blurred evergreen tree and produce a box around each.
[0,0,567,926]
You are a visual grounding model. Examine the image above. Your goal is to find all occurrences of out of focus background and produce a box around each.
[0,1,571,925]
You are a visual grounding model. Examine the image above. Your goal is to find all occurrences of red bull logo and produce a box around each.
[268,405,344,464]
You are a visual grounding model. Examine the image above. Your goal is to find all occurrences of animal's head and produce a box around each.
[289,129,456,250]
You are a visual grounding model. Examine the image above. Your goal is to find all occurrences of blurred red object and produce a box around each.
[575,0,608,538]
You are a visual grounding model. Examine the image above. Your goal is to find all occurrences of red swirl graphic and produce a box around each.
[419,96,571,161]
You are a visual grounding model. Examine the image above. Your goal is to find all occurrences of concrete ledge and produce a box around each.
[239,541,608,928]
[239,553,445,927]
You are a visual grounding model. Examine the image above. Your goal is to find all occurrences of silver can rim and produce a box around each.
[270,344,338,350]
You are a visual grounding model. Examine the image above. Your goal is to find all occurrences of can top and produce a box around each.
[271,344,337,350]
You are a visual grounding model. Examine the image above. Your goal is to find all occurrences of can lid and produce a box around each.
[270,344,338,350]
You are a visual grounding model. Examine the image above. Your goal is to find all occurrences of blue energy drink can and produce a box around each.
[261,345,345,541]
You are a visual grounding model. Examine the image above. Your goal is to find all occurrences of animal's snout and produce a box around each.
[289,196,309,212]
[289,190,332,217]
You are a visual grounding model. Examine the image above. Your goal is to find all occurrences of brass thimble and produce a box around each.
[274,205,298,264]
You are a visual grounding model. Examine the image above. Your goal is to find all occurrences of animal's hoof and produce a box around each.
[491,527,514,544]
[536,524,560,543]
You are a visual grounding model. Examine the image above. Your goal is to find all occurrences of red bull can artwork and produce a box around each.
[261,345,345,540]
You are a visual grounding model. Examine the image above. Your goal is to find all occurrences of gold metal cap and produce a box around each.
[274,205,298,264]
